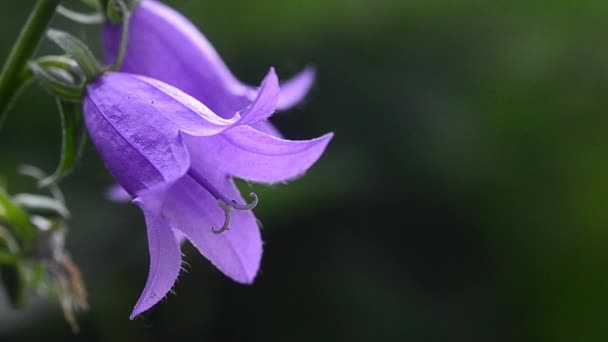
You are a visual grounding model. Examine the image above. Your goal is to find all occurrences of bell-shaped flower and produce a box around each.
[103,0,315,122]
[83,70,332,319]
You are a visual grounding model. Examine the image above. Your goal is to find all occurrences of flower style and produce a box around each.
[83,70,332,319]
[103,0,315,123]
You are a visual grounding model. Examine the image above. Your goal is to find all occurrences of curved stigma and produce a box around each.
[212,200,232,235]
[230,192,258,210]
[211,193,259,234]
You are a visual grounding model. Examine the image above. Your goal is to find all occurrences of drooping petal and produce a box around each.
[130,195,182,319]
[105,184,187,245]
[185,126,333,184]
[103,0,312,116]
[161,174,262,283]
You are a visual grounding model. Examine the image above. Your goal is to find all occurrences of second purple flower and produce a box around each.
[103,0,315,123]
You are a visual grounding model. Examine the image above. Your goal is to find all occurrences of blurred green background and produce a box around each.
[2,0,608,341]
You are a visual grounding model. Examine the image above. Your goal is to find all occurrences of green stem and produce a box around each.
[0,0,61,129]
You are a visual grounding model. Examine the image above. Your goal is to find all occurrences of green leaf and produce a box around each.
[0,224,20,254]
[0,190,37,248]
[17,165,66,204]
[12,194,70,219]
[39,99,87,187]
[46,29,101,80]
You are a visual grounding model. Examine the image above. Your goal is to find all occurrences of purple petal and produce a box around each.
[105,184,131,202]
[237,68,279,125]
[274,67,316,110]
[103,0,250,117]
[249,121,283,138]
[132,74,242,134]
[103,0,311,116]
[85,73,192,194]
[162,174,262,283]
[172,229,187,245]
[132,72,278,131]
[185,126,333,184]
[84,72,256,195]
[130,195,182,319]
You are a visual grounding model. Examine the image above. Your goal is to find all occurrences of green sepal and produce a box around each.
[36,55,84,83]
[39,99,87,187]
[57,5,105,25]
[28,60,83,102]
[46,29,102,80]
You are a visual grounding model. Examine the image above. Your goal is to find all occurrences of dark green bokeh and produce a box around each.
[2,0,608,341]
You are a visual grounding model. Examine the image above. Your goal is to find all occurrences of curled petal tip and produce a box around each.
[239,273,258,285]
[276,65,316,110]
[129,310,140,320]
[227,256,260,285]
[262,67,280,97]
[238,69,280,124]
[128,207,182,319]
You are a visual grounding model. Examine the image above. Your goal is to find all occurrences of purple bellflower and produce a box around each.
[84,69,332,319]
[103,0,315,130]
[92,0,332,319]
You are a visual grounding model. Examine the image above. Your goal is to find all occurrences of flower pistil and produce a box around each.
[186,168,258,234]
